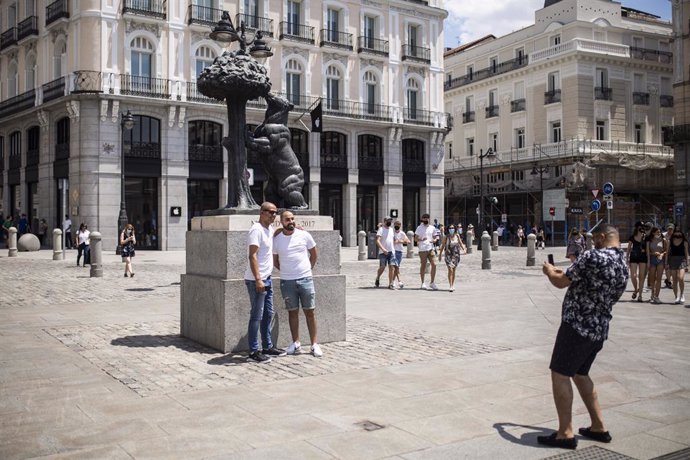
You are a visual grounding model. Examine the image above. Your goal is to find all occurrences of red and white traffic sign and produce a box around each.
[591,189,599,198]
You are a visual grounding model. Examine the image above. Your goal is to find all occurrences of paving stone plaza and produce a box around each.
[1,246,688,459]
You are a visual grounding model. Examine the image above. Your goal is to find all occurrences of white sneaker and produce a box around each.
[311,343,323,358]
[286,341,301,355]
[429,282,439,291]
[398,282,404,289]
[421,283,428,290]
[681,295,686,303]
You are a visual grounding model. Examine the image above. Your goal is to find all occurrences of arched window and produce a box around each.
[131,37,153,78]
[27,126,40,166]
[25,54,36,90]
[285,59,302,105]
[320,131,347,168]
[188,120,222,162]
[402,139,424,172]
[194,46,216,77]
[124,115,161,159]
[357,134,383,170]
[290,128,309,168]
[364,70,378,114]
[406,78,420,119]
[9,131,21,166]
[7,61,18,98]
[53,39,66,79]
[326,65,341,110]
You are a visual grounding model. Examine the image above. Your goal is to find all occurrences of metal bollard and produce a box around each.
[526,233,536,267]
[53,229,63,260]
[406,230,415,258]
[481,231,491,269]
[357,230,367,261]
[466,230,473,254]
[7,227,18,257]
[492,231,499,251]
[89,232,103,277]
[586,232,593,250]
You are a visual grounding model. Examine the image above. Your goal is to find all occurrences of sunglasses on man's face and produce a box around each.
[263,210,277,215]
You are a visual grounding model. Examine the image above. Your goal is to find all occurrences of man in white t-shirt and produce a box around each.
[245,202,286,363]
[393,220,410,289]
[415,213,439,290]
[273,210,322,357]
[375,216,398,289]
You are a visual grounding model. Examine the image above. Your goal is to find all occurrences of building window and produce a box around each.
[56,117,70,146]
[25,54,36,90]
[551,121,561,143]
[363,15,377,47]
[357,134,383,170]
[53,39,66,79]
[467,64,473,80]
[194,46,216,77]
[550,34,561,46]
[287,0,301,33]
[596,120,606,141]
[548,71,560,92]
[124,115,161,157]
[406,78,420,118]
[290,128,309,167]
[407,23,418,48]
[490,132,498,152]
[130,36,153,79]
[7,61,17,98]
[325,65,341,110]
[327,7,340,41]
[515,47,525,64]
[285,59,302,105]
[490,55,498,73]
[188,120,222,162]
[634,123,645,143]
[9,131,21,159]
[512,170,524,181]
[554,165,563,177]
[402,138,424,172]
[320,131,347,168]
[447,142,453,159]
[363,71,378,114]
[516,128,525,149]
[467,137,474,157]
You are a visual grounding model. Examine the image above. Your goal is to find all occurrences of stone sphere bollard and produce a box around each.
[481,231,491,269]
[17,233,40,251]
[357,230,367,261]
[53,228,63,261]
[406,230,415,258]
[492,231,499,251]
[7,227,18,257]
[586,232,593,250]
[466,230,473,254]
[89,232,103,278]
[526,233,536,267]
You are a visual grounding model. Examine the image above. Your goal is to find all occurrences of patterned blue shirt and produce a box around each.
[563,247,629,342]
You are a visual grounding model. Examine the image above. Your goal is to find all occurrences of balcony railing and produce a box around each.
[511,99,526,112]
[187,81,223,105]
[0,89,36,118]
[320,153,347,168]
[402,158,425,173]
[189,144,222,162]
[319,29,353,50]
[633,92,650,105]
[462,111,475,123]
[660,95,674,108]
[357,36,389,56]
[403,108,434,126]
[321,99,393,122]
[594,87,612,100]
[120,75,171,99]
[26,149,39,166]
[279,22,314,44]
[358,155,383,170]
[279,92,319,110]
[17,16,38,41]
[485,105,499,118]
[662,124,690,146]
[55,143,69,160]
[402,44,431,64]
[125,142,161,159]
[544,89,561,104]
[630,47,672,64]
[444,56,529,91]
[46,0,69,26]
[188,5,222,26]
[0,28,18,51]
[236,13,274,37]
[42,77,66,103]
[123,0,166,20]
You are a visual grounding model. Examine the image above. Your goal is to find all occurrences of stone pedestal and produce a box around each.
[181,214,346,353]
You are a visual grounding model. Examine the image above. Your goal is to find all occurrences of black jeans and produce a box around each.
[77,243,90,266]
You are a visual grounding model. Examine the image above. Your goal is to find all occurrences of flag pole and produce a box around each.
[294,97,322,123]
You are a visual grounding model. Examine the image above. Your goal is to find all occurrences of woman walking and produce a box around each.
[666,230,689,304]
[627,223,648,302]
[76,223,91,267]
[120,223,137,277]
[517,225,525,247]
[646,227,667,304]
[439,224,466,292]
[565,228,585,263]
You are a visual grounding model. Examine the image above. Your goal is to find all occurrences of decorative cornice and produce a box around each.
[111,100,120,123]
[66,101,80,122]
[177,107,186,128]
[100,100,109,122]
[37,110,49,128]
[125,19,161,38]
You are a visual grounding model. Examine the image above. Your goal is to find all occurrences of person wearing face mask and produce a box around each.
[666,230,689,304]
[439,224,466,292]
[391,220,410,289]
[375,216,398,289]
[120,223,137,277]
[645,227,667,304]
[626,223,647,302]
[414,213,439,290]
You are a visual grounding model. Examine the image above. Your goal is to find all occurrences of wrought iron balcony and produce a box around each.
[544,89,561,104]
[402,158,425,173]
[123,0,166,20]
[630,47,672,64]
[17,16,38,41]
[189,144,222,162]
[594,87,612,100]
[187,81,223,105]
[402,44,431,64]
[511,99,526,112]
[279,92,319,110]
[633,92,650,105]
[236,13,273,37]
[319,29,353,50]
[485,105,499,118]
[462,111,475,123]
[188,4,222,26]
[55,143,70,160]
[320,153,347,168]
[403,108,435,126]
[444,56,529,91]
[357,36,389,56]
[120,75,171,99]
[279,22,314,44]
[42,77,65,103]
[46,0,69,26]
[322,99,393,122]
[358,155,383,170]
[660,95,674,108]
[26,149,39,166]
[0,28,18,51]
[125,142,161,159]
[0,89,36,119]
[662,124,690,146]
[9,154,21,170]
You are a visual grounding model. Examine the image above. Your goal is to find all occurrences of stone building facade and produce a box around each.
[0,0,450,250]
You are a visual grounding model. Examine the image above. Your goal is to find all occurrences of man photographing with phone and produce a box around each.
[539,224,629,450]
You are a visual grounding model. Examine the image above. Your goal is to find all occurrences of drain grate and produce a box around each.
[544,446,636,460]
[355,420,385,432]
[651,447,690,460]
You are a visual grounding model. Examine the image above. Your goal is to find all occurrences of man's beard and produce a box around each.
[285,223,295,231]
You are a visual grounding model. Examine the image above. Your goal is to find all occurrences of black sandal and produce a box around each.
[537,432,577,450]
[578,427,612,443]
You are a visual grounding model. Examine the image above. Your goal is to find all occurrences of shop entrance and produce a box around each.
[125,177,159,249]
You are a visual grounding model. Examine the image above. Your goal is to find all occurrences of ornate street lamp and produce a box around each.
[477,147,495,249]
[116,110,135,254]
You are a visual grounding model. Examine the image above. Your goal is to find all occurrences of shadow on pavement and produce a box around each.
[111,334,217,354]
[125,287,155,292]
[207,354,251,365]
[493,422,554,448]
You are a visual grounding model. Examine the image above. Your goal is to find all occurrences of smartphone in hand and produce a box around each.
[548,254,554,265]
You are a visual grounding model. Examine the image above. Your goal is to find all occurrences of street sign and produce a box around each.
[591,199,602,212]
[603,182,614,195]
[570,207,584,215]
[549,207,555,216]
[606,200,613,209]
[603,194,613,201]
[676,202,685,216]
[591,189,599,198]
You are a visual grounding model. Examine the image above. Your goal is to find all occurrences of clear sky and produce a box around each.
[444,0,672,49]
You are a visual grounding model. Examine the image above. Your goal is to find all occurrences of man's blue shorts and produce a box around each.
[378,252,399,267]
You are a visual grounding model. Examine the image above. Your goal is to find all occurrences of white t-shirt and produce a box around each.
[415,224,435,251]
[78,230,91,245]
[244,222,273,281]
[63,219,72,232]
[376,226,395,253]
[393,230,407,252]
[273,229,316,280]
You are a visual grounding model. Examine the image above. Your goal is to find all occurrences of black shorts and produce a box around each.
[549,323,604,377]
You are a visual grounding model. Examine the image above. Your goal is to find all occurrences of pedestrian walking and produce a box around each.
[626,223,647,302]
[1,215,12,248]
[17,214,29,235]
[392,221,410,289]
[566,228,585,263]
[539,224,629,450]
[76,223,91,267]
[273,210,322,358]
[415,213,439,290]
[439,224,466,292]
[63,215,73,249]
[120,223,137,277]
[517,225,525,247]
[537,226,546,249]
[374,216,397,289]
[38,218,48,246]
[666,230,689,304]
[662,223,675,289]
[646,227,667,304]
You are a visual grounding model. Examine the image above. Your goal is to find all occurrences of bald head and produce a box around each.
[592,223,620,249]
